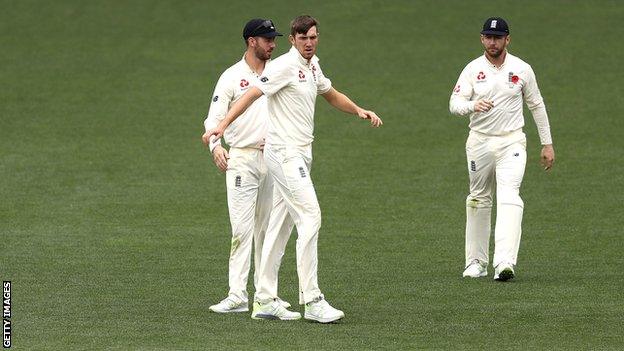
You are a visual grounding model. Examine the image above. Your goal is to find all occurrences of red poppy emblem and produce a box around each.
[240,79,249,88]
[453,85,460,93]
[298,70,305,79]
[511,75,519,84]
[477,72,486,80]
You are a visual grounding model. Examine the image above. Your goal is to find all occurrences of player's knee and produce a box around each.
[497,188,523,208]
[466,195,492,208]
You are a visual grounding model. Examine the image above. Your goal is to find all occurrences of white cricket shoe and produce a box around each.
[304,295,344,323]
[209,295,248,313]
[251,300,301,321]
[276,297,291,309]
[494,262,515,281]
[462,259,488,278]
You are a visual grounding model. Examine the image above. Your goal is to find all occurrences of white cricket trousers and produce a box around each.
[255,143,323,305]
[225,147,291,302]
[465,129,527,269]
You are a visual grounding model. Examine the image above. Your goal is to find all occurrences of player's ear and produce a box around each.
[288,35,295,45]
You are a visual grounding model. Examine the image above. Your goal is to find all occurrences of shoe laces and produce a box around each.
[222,296,241,308]
[467,259,483,268]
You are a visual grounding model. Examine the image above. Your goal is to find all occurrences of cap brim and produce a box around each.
[258,32,283,38]
[480,30,508,36]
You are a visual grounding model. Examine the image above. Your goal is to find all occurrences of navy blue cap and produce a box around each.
[243,19,282,39]
[481,17,509,36]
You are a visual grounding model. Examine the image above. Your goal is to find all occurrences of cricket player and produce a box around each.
[450,17,555,281]
[203,15,383,322]
[203,18,295,313]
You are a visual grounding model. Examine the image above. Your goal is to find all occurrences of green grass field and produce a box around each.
[2,0,623,349]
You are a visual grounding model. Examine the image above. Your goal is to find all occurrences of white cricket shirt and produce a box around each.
[255,46,332,146]
[450,52,552,145]
[204,56,269,152]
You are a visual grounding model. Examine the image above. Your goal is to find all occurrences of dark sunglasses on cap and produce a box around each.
[249,20,275,36]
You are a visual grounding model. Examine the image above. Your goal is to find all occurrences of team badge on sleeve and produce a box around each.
[212,95,219,102]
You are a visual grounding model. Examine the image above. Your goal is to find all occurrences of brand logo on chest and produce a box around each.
[239,79,250,90]
[298,70,307,82]
[476,71,486,82]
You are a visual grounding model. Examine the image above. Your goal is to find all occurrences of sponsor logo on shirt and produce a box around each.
[470,160,477,172]
[298,70,307,82]
[453,85,460,93]
[476,71,486,81]
[212,95,219,102]
[260,76,269,83]
[239,79,249,89]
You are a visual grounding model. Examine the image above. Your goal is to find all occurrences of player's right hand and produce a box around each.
[474,99,494,113]
[212,145,229,172]
[202,128,224,146]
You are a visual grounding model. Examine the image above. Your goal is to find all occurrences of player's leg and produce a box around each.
[493,131,527,280]
[215,149,260,311]
[464,132,495,277]
[252,149,271,291]
[253,171,294,304]
[267,145,343,322]
[250,145,303,320]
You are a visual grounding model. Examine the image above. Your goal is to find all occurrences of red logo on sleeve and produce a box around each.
[239,79,249,88]
[453,85,461,93]
[477,72,486,80]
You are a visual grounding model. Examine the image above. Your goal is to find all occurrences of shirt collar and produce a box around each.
[289,46,318,66]
[240,54,270,76]
[483,50,510,69]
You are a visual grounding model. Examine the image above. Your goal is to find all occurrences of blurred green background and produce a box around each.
[1,0,623,349]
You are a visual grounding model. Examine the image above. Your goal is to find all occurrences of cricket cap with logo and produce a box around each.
[481,17,510,36]
[243,18,283,39]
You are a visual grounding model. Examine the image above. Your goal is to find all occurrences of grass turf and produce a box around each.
[1,0,623,349]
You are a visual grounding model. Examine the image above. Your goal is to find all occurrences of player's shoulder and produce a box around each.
[470,55,489,67]
[271,51,297,68]
[461,55,486,74]
[506,52,532,70]
[220,59,246,77]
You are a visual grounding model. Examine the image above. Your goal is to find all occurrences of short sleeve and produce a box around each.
[314,63,332,94]
[256,61,292,97]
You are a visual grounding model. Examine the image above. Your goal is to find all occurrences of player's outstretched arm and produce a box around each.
[202,87,264,144]
[321,87,383,127]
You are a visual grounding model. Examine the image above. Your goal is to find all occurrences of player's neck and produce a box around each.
[244,51,267,75]
[485,50,507,68]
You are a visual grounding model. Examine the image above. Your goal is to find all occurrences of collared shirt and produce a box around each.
[255,46,332,146]
[450,51,552,145]
[204,56,269,152]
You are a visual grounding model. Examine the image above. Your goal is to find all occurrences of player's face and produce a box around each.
[289,26,318,60]
[251,36,277,61]
[480,34,510,58]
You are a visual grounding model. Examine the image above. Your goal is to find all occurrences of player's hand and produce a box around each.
[474,99,494,113]
[202,127,225,146]
[212,145,229,172]
[357,109,383,127]
[540,144,555,171]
